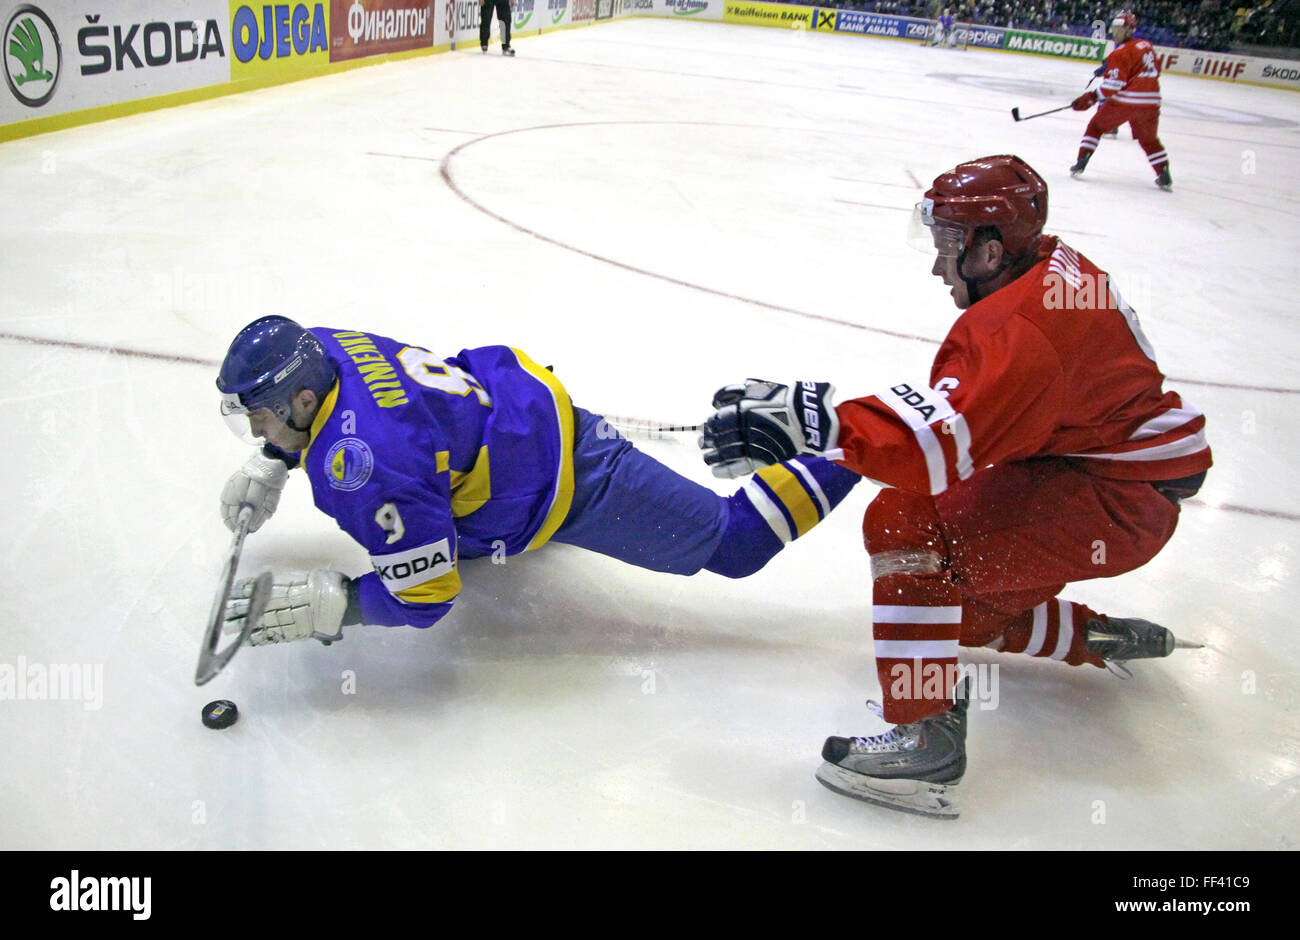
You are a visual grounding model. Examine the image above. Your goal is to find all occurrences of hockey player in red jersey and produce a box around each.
[1070,10,1171,190]
[698,155,1209,817]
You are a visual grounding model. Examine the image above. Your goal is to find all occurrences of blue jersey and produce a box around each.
[300,328,575,628]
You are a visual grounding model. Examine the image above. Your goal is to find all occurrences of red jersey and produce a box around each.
[835,237,1211,496]
[1098,37,1161,107]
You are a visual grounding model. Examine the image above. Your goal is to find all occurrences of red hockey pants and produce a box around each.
[865,458,1180,723]
[1079,101,1169,177]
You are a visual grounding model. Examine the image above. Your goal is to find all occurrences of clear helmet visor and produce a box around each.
[220,392,262,446]
[907,199,967,258]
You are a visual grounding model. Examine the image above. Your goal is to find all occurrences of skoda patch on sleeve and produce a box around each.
[370,539,455,592]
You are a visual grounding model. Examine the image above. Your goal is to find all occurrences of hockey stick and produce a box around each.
[598,414,702,441]
[1012,72,1101,123]
[195,506,272,686]
[1010,103,1073,122]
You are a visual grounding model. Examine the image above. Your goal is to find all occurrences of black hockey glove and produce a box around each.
[699,379,840,479]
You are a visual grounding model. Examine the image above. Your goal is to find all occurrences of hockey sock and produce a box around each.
[864,487,960,724]
[873,572,962,724]
[703,456,858,579]
[1136,125,1168,177]
[991,599,1105,668]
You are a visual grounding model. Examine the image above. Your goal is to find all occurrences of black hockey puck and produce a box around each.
[201,699,239,729]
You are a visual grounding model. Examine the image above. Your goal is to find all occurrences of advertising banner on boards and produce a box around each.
[1,0,229,122]
[330,0,433,61]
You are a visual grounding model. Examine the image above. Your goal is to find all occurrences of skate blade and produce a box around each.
[815,762,960,819]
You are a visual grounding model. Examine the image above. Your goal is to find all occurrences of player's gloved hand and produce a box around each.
[1071,91,1098,111]
[220,450,289,533]
[699,379,840,479]
[224,570,348,646]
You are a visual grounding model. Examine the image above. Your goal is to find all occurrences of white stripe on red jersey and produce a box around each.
[871,380,974,495]
[1098,38,1160,108]
[1129,406,1204,440]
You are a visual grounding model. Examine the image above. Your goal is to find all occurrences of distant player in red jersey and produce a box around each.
[698,155,1209,817]
[1070,11,1171,189]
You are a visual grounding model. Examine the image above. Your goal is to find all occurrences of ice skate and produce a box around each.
[815,679,969,819]
[502,44,515,56]
[1155,167,1172,191]
[480,45,487,54]
[1086,615,1200,660]
[1086,615,1201,677]
[1069,155,1090,178]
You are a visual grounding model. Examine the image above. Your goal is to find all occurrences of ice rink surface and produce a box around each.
[1,18,1297,850]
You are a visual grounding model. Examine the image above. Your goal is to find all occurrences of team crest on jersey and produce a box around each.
[325,437,374,492]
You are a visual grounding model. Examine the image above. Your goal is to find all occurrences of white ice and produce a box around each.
[1,18,1297,849]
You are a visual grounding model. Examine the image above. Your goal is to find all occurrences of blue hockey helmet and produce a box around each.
[217,316,337,443]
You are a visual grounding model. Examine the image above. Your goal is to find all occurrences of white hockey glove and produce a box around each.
[699,379,841,479]
[224,570,348,646]
[220,451,289,533]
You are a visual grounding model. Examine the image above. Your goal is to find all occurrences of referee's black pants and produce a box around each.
[480,0,511,49]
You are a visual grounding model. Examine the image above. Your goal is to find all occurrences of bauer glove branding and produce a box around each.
[700,379,841,479]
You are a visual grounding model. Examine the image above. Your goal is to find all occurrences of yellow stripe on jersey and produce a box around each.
[301,380,340,460]
[396,566,462,605]
[511,348,575,551]
[450,445,491,518]
[755,463,821,538]
[436,450,450,474]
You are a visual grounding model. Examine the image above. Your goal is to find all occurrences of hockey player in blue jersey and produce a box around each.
[216,317,859,646]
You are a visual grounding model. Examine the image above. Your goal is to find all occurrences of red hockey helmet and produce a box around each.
[1112,10,1137,32]
[917,154,1048,261]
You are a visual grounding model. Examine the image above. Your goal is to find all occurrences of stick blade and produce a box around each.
[195,571,271,686]
[1011,107,1021,121]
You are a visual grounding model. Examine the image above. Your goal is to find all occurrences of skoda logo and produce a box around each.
[4,4,61,108]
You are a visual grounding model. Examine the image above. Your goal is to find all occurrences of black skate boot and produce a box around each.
[815,679,969,819]
[1155,167,1172,191]
[481,45,488,53]
[1085,615,1201,677]
[1085,616,1179,660]
[502,43,515,56]
[1070,154,1091,177]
